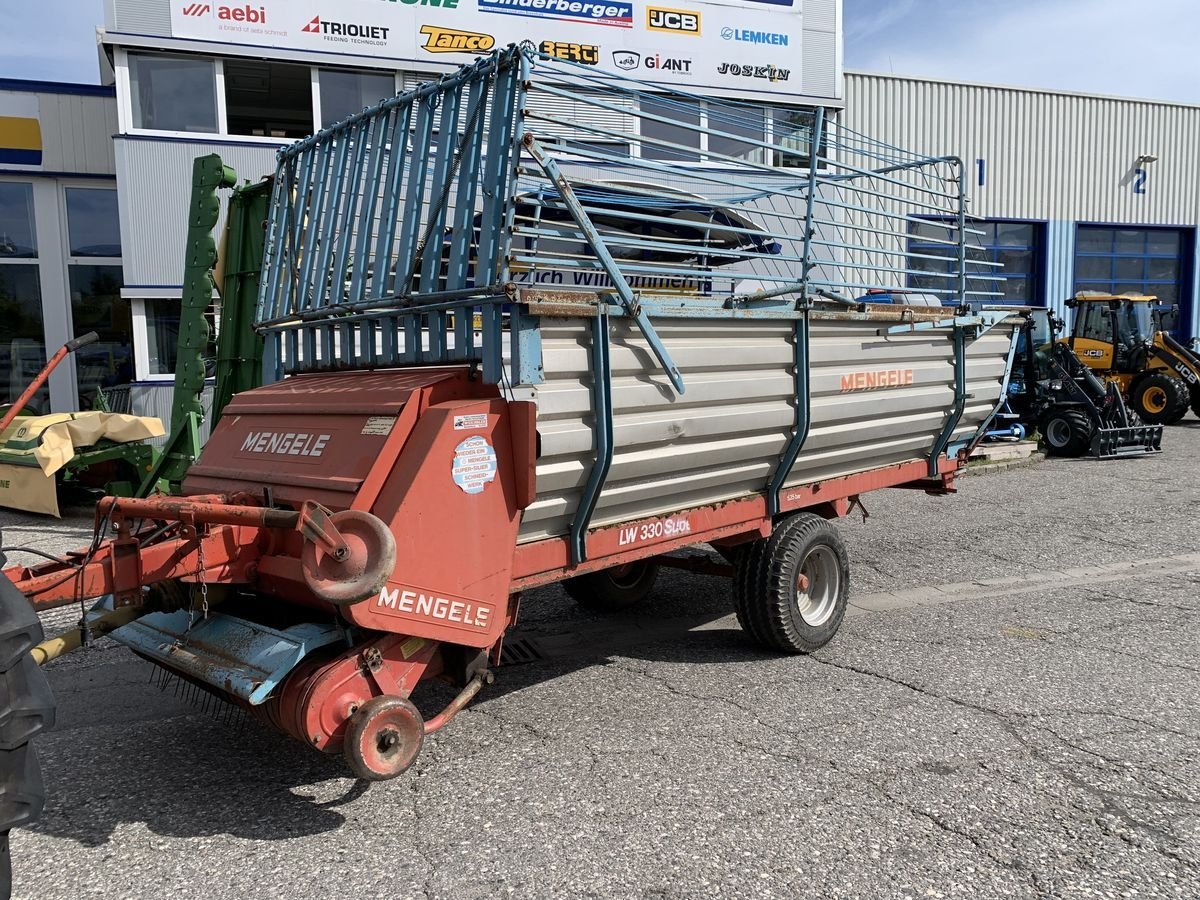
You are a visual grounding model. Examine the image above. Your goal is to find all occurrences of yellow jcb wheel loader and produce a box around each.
[1062,292,1200,424]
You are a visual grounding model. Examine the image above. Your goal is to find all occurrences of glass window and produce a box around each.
[772,108,820,168]
[1073,226,1187,339]
[225,59,313,138]
[996,222,1034,247]
[1076,228,1113,254]
[319,69,395,127]
[1114,257,1144,280]
[1075,256,1112,281]
[909,218,1043,304]
[129,53,218,133]
[707,103,764,163]
[1147,231,1180,255]
[66,188,121,257]
[144,299,217,377]
[0,183,37,258]
[69,266,131,406]
[640,96,701,161]
[1114,229,1146,253]
[0,265,47,411]
[1077,301,1112,342]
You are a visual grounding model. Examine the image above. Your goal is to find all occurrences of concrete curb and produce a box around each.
[961,449,1046,477]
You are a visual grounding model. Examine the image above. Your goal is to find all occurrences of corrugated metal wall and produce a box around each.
[843,72,1200,226]
[0,89,117,175]
[115,138,280,288]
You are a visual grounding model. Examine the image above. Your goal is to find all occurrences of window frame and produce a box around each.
[906,216,1047,305]
[1072,224,1187,305]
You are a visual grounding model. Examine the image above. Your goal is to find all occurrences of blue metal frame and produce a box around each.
[569,309,614,565]
[928,325,968,477]
[767,312,811,517]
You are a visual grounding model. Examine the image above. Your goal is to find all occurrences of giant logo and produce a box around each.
[479,0,633,29]
[646,6,700,35]
[420,25,496,53]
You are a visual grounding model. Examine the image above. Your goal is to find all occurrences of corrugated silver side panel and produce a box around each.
[108,0,172,36]
[11,91,117,176]
[517,315,1014,543]
[115,138,280,289]
[843,71,1200,227]
[129,382,214,448]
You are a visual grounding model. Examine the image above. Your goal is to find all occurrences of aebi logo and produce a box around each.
[183,3,267,23]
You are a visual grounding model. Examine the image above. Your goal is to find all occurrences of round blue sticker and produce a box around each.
[452,436,498,495]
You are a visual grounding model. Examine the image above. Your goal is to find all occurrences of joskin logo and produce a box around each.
[183,3,266,21]
[720,27,788,46]
[646,6,699,35]
[420,26,495,53]
[717,62,790,82]
[479,0,633,29]
[612,51,691,73]
[302,16,390,44]
[540,41,600,65]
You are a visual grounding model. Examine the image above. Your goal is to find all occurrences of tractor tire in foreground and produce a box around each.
[733,513,850,654]
[1040,408,1093,458]
[563,560,660,611]
[1166,378,1191,425]
[1130,373,1186,425]
[0,574,55,900]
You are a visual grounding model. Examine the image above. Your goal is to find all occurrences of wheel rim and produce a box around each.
[1045,418,1072,447]
[795,545,840,627]
[1144,387,1168,414]
[607,562,643,590]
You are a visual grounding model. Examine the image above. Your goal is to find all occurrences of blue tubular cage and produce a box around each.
[253,47,1013,559]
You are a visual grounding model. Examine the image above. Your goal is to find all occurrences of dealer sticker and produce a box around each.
[453,413,489,431]
[452,436,498,494]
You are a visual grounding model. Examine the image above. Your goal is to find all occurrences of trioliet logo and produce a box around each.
[302,16,391,43]
[420,25,496,53]
[646,6,700,35]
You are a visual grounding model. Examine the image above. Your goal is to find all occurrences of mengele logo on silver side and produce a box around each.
[239,431,332,457]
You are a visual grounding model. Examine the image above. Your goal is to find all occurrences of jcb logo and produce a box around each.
[1081,349,1105,358]
[540,41,599,65]
[1174,362,1199,385]
[647,6,700,35]
[420,26,495,54]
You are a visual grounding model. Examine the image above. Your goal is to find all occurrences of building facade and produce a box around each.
[3,1,1199,419]
[0,80,121,414]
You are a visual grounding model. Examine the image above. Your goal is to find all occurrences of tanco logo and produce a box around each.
[420,25,495,53]
[183,3,267,22]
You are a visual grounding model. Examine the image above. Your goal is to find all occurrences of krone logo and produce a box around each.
[420,25,496,53]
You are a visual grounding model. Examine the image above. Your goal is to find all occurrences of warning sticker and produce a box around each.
[361,416,396,436]
[452,436,498,495]
[453,413,488,431]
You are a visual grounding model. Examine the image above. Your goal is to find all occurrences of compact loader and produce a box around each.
[1064,292,1200,423]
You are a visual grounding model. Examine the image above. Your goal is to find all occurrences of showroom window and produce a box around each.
[908,219,1045,304]
[0,181,47,411]
[318,69,396,128]
[128,53,218,133]
[224,59,314,138]
[65,187,127,408]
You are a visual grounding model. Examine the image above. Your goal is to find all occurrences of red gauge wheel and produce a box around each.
[343,695,424,781]
[301,509,396,606]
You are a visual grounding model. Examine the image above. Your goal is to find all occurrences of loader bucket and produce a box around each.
[1090,423,1163,458]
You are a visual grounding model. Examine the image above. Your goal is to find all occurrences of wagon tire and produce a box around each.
[563,560,659,611]
[739,514,849,654]
[343,695,424,782]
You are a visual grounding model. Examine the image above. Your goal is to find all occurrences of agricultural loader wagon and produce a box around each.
[0,48,1020,862]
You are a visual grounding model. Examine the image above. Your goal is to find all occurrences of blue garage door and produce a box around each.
[1074,225,1193,340]
[908,219,1045,305]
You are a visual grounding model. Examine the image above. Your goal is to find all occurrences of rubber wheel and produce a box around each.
[342,695,424,781]
[301,509,397,607]
[1130,373,1186,425]
[1166,377,1191,424]
[563,560,659,611]
[733,513,849,654]
[1040,408,1093,458]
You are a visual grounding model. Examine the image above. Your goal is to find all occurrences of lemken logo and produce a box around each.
[420,25,496,53]
[720,27,788,46]
[302,15,391,43]
[479,0,633,29]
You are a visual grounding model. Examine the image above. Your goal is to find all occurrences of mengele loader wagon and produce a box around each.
[0,47,1021,846]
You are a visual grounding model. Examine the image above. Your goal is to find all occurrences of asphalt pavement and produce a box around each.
[4,425,1199,899]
